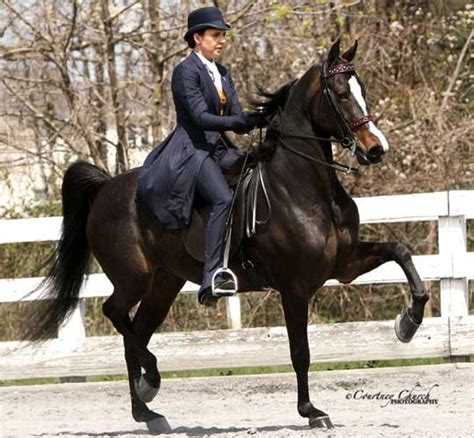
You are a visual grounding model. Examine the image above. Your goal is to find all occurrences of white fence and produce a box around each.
[0,191,473,380]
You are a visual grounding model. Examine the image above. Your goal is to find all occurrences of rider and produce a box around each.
[137,7,257,306]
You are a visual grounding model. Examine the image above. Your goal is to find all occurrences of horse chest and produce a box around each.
[333,200,359,250]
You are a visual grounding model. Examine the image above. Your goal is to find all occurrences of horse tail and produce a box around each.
[27,161,111,341]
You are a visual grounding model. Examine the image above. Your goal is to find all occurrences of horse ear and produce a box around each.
[342,40,358,62]
[327,39,341,66]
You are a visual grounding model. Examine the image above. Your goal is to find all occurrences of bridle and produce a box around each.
[268,58,374,174]
[320,60,373,144]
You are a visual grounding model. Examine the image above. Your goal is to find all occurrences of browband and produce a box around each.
[325,63,356,77]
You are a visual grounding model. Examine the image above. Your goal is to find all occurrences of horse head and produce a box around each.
[311,39,389,165]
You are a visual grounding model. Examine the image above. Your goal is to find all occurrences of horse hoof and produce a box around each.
[395,309,420,343]
[309,415,334,429]
[135,376,159,403]
[147,415,172,434]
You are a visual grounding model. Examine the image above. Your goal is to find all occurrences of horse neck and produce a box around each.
[276,83,335,173]
[266,84,346,203]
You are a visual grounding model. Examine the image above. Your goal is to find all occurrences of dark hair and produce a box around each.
[187,29,206,49]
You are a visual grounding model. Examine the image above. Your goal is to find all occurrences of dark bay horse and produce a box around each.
[29,40,429,432]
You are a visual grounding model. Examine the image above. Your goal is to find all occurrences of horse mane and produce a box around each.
[248,79,297,125]
[247,79,297,160]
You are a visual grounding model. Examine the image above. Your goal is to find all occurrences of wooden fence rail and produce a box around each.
[0,190,473,380]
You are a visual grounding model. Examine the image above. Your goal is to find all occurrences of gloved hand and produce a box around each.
[244,112,267,131]
[233,115,251,134]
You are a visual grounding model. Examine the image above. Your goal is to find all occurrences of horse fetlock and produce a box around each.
[408,304,425,325]
[297,402,322,417]
[143,371,161,389]
[141,352,158,370]
[414,289,430,305]
[131,397,159,423]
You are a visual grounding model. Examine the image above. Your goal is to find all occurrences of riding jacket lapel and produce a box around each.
[190,52,221,115]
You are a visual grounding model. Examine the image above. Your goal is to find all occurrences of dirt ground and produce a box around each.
[1,363,472,437]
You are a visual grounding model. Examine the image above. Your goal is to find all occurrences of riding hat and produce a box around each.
[184,7,231,42]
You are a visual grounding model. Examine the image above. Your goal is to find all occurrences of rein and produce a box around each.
[237,58,373,240]
[274,132,360,175]
[268,110,361,175]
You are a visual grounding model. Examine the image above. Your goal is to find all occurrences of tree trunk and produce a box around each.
[146,0,165,144]
[100,0,129,173]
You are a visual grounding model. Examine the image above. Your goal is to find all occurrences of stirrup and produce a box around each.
[211,267,238,297]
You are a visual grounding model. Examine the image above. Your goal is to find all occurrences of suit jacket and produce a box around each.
[137,51,247,230]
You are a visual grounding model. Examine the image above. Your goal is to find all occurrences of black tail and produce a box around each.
[27,161,111,341]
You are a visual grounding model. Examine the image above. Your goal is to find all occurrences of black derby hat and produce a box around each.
[184,7,231,42]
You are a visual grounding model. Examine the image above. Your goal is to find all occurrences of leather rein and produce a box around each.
[268,59,374,175]
[232,60,374,241]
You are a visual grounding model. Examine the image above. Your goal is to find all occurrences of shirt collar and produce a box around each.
[194,51,218,71]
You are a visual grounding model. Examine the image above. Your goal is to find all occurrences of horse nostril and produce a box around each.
[368,145,384,161]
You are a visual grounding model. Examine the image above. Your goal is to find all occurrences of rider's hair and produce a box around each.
[187,30,207,49]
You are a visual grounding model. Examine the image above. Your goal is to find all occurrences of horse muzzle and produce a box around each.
[356,145,384,165]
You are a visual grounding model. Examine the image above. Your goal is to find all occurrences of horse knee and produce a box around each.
[392,242,412,264]
[102,298,115,320]
[102,296,127,325]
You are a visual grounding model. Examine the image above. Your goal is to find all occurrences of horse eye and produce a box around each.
[337,93,350,100]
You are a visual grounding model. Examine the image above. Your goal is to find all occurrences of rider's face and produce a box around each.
[193,29,226,61]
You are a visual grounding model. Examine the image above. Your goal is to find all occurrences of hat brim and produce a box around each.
[184,22,231,42]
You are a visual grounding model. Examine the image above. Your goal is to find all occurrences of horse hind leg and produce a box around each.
[124,269,185,433]
[101,273,162,400]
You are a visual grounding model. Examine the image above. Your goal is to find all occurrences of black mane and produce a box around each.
[247,79,296,160]
[248,79,297,126]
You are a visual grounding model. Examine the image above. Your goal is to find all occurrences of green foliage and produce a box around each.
[271,4,291,21]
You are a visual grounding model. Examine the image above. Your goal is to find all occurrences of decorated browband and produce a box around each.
[325,63,356,77]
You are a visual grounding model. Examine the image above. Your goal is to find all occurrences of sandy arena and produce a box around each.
[1,363,472,437]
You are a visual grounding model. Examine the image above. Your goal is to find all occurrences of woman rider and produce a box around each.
[137,7,257,306]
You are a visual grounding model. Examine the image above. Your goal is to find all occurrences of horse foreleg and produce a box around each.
[336,241,430,342]
[281,292,334,429]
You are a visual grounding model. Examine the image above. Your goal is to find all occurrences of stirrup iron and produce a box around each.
[211,267,238,297]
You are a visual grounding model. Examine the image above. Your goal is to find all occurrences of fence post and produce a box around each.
[438,210,469,362]
[57,299,87,382]
[226,295,242,329]
[58,299,86,341]
[438,215,469,317]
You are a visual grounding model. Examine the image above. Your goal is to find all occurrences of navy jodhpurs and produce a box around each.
[195,155,233,292]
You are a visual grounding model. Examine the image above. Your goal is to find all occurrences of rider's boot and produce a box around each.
[198,267,238,307]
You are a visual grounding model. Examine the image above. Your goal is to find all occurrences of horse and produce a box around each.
[29,40,429,432]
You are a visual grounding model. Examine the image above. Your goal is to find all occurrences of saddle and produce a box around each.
[183,153,270,264]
